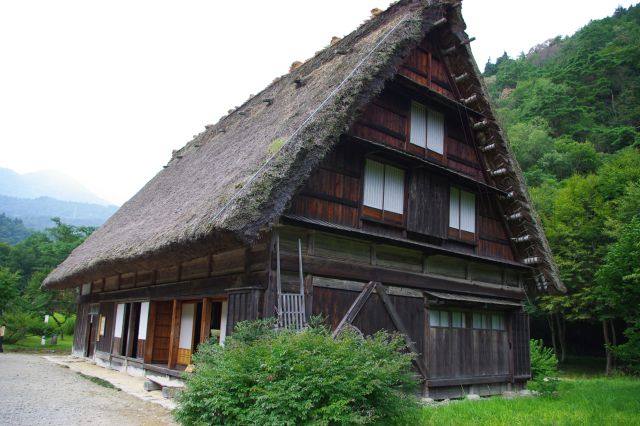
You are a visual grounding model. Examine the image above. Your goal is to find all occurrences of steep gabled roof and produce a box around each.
[43,0,564,294]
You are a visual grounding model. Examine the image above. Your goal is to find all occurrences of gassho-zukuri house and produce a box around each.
[43,0,564,399]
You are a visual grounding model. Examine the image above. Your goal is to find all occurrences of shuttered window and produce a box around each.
[449,186,476,239]
[410,102,427,148]
[427,109,444,154]
[363,159,405,217]
[410,101,444,155]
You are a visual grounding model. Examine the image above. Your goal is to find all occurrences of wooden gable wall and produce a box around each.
[287,36,517,263]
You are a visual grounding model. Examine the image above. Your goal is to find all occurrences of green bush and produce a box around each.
[610,324,640,375]
[528,339,559,395]
[175,318,420,425]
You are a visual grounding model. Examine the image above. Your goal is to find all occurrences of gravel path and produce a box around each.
[0,353,176,426]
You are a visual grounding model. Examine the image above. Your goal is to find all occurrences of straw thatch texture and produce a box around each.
[43,0,564,294]
[43,0,449,289]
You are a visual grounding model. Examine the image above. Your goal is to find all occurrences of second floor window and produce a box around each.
[410,101,444,155]
[363,159,405,220]
[449,187,476,240]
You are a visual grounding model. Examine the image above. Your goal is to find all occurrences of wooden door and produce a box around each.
[151,301,173,363]
[86,314,96,357]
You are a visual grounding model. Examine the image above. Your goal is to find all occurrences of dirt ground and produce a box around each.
[0,353,176,426]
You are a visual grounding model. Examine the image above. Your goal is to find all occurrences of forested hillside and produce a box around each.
[484,4,640,372]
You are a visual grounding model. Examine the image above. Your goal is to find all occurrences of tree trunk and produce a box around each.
[555,313,566,363]
[548,315,559,359]
[603,320,612,375]
[610,320,617,369]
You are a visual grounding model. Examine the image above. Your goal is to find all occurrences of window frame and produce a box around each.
[408,100,446,162]
[448,186,477,243]
[361,158,406,226]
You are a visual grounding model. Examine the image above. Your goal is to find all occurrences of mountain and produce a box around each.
[0,167,112,206]
[0,195,118,231]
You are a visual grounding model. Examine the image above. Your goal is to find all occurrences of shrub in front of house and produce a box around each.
[175,318,421,425]
[528,339,559,395]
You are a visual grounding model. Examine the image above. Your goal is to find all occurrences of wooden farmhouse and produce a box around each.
[43,0,564,399]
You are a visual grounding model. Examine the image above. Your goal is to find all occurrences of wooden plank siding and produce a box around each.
[72,303,90,356]
[285,37,519,264]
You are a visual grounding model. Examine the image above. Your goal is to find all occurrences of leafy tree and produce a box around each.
[0,214,32,245]
[0,267,20,315]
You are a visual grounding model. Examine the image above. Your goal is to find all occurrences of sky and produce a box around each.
[0,0,635,206]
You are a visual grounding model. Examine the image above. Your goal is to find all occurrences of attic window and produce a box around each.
[362,159,404,224]
[449,187,475,242]
[410,101,444,155]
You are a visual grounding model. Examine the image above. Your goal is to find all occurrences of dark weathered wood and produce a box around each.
[78,273,264,304]
[407,169,448,238]
[144,302,157,363]
[375,283,427,379]
[167,300,181,369]
[279,254,525,300]
[200,298,212,344]
[427,374,511,387]
[332,281,376,338]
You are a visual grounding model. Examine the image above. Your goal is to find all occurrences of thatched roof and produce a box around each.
[43,0,564,293]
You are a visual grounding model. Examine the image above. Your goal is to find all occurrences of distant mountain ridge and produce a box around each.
[0,167,112,206]
[0,195,118,230]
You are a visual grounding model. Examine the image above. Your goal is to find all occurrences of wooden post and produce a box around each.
[168,300,182,369]
[423,296,431,396]
[144,302,157,363]
[200,298,212,344]
[304,275,313,322]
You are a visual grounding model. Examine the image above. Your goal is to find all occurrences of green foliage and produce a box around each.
[528,339,559,395]
[0,218,93,343]
[420,377,640,425]
[0,213,32,245]
[609,325,640,375]
[175,319,420,425]
[0,266,20,314]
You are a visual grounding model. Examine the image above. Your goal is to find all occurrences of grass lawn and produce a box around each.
[419,377,640,425]
[4,334,73,354]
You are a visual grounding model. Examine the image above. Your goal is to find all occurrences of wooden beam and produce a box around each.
[167,300,181,369]
[375,283,428,379]
[332,281,376,338]
[143,302,157,363]
[278,254,526,300]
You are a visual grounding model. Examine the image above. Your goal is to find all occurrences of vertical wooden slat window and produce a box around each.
[491,314,505,330]
[383,165,405,214]
[426,109,444,154]
[363,159,405,222]
[363,159,384,210]
[410,101,427,148]
[451,311,466,328]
